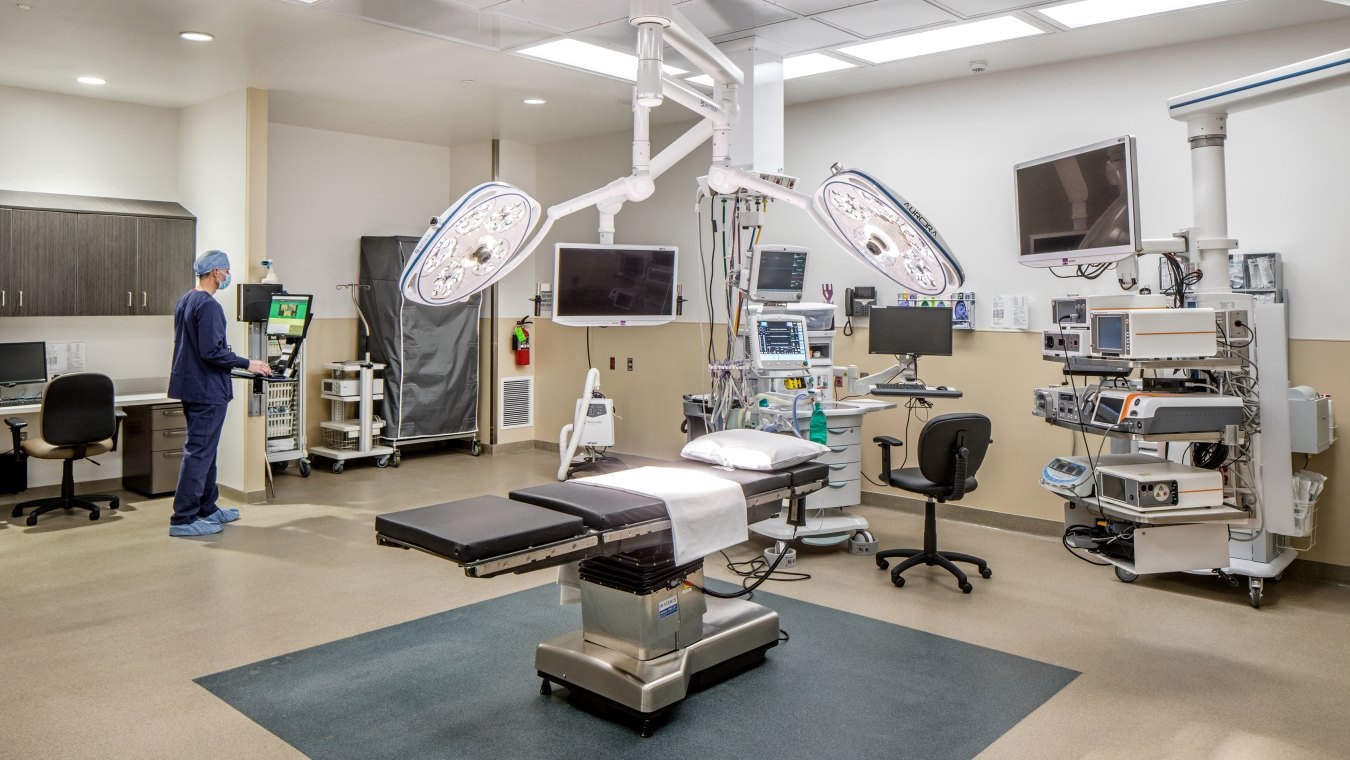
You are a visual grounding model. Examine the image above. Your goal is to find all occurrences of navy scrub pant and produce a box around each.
[171,401,227,525]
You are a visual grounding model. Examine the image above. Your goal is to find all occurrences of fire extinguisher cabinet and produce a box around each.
[357,235,483,460]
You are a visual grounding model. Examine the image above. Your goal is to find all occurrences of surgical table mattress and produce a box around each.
[376,460,830,576]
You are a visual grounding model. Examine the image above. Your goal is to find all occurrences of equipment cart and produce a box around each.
[310,360,395,473]
[264,377,310,477]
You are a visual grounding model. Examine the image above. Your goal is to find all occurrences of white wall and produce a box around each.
[0,86,182,487]
[178,91,251,492]
[0,85,179,200]
[268,123,452,320]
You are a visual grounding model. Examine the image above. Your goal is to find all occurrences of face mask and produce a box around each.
[218,271,232,290]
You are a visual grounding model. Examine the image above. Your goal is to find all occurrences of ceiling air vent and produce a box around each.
[499,376,533,430]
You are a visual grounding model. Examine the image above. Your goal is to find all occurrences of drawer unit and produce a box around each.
[806,476,861,509]
[818,442,861,466]
[123,402,186,496]
[823,424,862,446]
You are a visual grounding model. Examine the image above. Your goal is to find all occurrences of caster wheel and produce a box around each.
[1115,566,1138,583]
[876,559,890,571]
[11,506,22,518]
[1250,587,1262,609]
[274,460,289,472]
[299,459,311,477]
[960,583,973,594]
[90,510,100,521]
[470,441,483,457]
[891,575,906,588]
[392,452,401,468]
[331,461,344,474]
[980,567,993,579]
[1270,571,1284,583]
[376,455,390,468]
[26,514,38,526]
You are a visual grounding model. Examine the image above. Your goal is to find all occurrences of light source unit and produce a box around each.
[815,169,962,296]
[400,183,541,305]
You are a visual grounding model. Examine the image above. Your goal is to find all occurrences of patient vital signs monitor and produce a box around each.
[0,342,47,385]
[265,294,313,338]
[746,245,808,303]
[868,306,953,357]
[750,315,809,371]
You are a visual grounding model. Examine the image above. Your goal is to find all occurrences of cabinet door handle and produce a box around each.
[827,462,849,471]
[142,292,147,307]
[128,291,133,307]
[17,291,22,307]
[1,290,5,307]
[828,445,848,453]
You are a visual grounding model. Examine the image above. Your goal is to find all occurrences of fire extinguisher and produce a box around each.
[513,320,531,366]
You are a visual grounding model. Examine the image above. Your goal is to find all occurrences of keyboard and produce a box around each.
[875,382,927,392]
[0,397,41,407]
[870,383,963,398]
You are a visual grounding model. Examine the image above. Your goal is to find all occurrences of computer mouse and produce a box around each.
[936,386,949,391]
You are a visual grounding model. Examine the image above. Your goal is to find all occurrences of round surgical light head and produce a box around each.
[400,183,541,305]
[813,169,963,296]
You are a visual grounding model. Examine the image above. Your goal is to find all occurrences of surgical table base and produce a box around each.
[375,458,828,735]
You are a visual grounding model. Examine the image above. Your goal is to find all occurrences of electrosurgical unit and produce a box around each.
[1040,453,1163,498]
[1095,461,1225,511]
[1090,307,1217,359]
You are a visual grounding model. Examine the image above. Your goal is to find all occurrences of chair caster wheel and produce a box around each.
[960,583,973,594]
[110,498,119,510]
[980,567,992,579]
[876,559,889,571]
[11,506,22,518]
[891,575,905,588]
[26,514,38,526]
[90,511,100,521]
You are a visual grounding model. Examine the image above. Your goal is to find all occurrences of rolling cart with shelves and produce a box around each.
[309,360,394,473]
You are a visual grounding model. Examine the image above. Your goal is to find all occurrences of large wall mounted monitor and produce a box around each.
[747,245,807,303]
[0,342,48,385]
[553,243,678,327]
[1014,135,1141,268]
[868,307,953,357]
[266,294,313,338]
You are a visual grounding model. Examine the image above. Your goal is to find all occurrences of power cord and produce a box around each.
[692,527,800,599]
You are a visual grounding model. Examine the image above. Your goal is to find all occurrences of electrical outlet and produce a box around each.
[627,358,634,371]
[609,356,615,370]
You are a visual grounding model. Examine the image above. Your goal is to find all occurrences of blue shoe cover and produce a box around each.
[169,519,223,537]
[202,508,240,524]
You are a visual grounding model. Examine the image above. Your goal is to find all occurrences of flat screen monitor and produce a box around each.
[750,316,809,371]
[0,341,48,385]
[266,294,313,338]
[553,243,677,327]
[1014,135,1140,268]
[748,245,807,303]
[868,307,953,357]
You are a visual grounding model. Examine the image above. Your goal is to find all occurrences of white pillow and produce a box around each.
[681,429,829,471]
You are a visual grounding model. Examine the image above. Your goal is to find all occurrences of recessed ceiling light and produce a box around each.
[784,53,856,80]
[76,76,106,86]
[837,16,1043,64]
[179,31,215,42]
[518,39,687,82]
[1039,0,1232,28]
[523,98,546,105]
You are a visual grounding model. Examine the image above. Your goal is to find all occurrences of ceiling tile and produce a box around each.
[489,0,629,33]
[678,0,797,37]
[715,17,860,52]
[766,0,876,13]
[324,0,558,49]
[929,0,1047,16]
[816,0,958,36]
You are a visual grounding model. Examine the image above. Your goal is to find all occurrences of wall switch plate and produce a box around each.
[627,358,634,371]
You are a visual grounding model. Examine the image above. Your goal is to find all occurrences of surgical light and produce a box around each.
[400,183,541,306]
[1039,0,1232,28]
[814,170,962,296]
[837,16,1043,64]
[518,38,687,82]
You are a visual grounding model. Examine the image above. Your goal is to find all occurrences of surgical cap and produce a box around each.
[194,250,231,276]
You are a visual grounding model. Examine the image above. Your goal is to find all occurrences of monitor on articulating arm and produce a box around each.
[1015,135,1141,268]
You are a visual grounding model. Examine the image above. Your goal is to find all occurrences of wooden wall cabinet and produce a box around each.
[0,191,196,317]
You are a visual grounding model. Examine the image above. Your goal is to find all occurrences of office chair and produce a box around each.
[873,413,993,593]
[5,373,125,526]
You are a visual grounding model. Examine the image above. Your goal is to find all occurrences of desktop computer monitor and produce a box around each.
[868,307,953,357]
[0,342,48,386]
[265,294,313,338]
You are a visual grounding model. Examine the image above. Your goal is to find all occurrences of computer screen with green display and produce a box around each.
[265,294,312,338]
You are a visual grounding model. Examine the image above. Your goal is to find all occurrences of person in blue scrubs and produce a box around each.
[167,250,271,537]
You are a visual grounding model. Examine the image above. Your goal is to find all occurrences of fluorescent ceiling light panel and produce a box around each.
[837,16,1043,64]
[784,53,855,80]
[518,39,686,81]
[1039,0,1231,28]
[76,76,106,85]
[179,31,215,42]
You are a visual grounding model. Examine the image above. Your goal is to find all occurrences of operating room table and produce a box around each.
[375,457,829,736]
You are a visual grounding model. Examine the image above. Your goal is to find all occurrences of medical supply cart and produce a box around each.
[310,359,394,473]
[264,376,310,477]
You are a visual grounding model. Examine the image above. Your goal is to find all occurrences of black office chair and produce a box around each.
[873,413,993,593]
[5,373,125,526]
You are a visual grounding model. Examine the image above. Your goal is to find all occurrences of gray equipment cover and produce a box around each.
[359,236,481,441]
